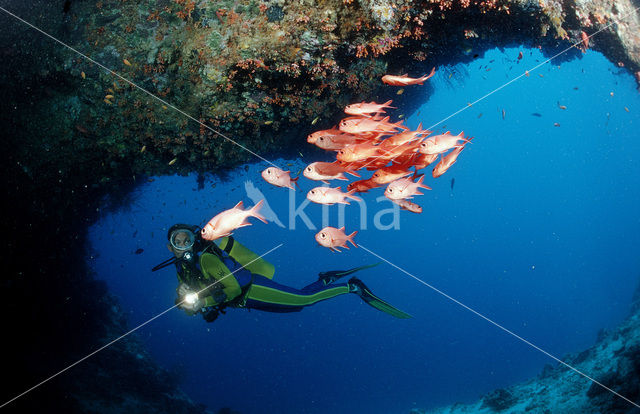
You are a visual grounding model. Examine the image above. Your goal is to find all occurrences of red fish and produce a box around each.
[413,153,439,170]
[344,100,395,116]
[201,201,268,241]
[339,115,407,135]
[371,165,412,185]
[347,178,382,193]
[337,142,380,162]
[384,175,431,200]
[314,133,365,151]
[419,131,470,155]
[392,199,422,214]
[261,167,299,190]
[580,31,589,53]
[303,161,359,183]
[432,138,472,178]
[380,123,431,148]
[307,128,342,144]
[381,67,436,86]
[307,186,362,205]
[315,226,358,252]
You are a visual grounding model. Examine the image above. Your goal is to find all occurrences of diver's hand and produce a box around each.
[177,283,191,297]
[179,296,203,312]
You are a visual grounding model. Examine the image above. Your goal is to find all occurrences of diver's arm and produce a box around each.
[200,253,243,300]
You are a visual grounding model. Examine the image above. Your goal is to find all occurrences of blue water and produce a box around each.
[89,48,640,414]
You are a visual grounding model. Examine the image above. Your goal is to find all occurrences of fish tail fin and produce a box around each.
[417,174,432,190]
[346,189,362,202]
[250,200,269,224]
[291,175,300,190]
[383,99,396,109]
[347,231,358,248]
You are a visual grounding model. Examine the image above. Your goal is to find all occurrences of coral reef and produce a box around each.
[416,280,640,413]
[0,0,639,412]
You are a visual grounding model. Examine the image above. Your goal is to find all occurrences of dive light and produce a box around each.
[184,292,199,305]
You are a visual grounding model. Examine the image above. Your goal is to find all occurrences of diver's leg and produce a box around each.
[245,275,350,311]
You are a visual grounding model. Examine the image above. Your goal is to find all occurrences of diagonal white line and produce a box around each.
[357,5,640,171]
[0,6,280,169]
[423,8,640,132]
[359,244,640,410]
[0,243,283,409]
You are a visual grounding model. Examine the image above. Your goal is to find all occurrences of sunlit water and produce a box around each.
[89,48,640,414]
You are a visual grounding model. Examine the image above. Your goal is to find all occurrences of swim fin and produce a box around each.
[318,262,382,285]
[348,277,412,319]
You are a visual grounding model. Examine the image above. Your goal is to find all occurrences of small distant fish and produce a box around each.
[610,92,614,97]
[134,248,144,255]
[396,89,404,95]
[525,71,530,77]
[451,178,455,190]
[624,107,630,112]
[105,94,114,99]
[133,230,138,237]
[264,120,273,125]
[140,145,146,153]
[168,157,177,165]
[517,51,523,60]
[502,109,506,120]
[531,113,542,117]
[123,58,132,66]
[557,103,567,110]
[81,71,85,79]
[477,113,483,118]
[104,99,112,105]
[553,123,560,127]
[75,124,89,134]
[539,74,544,78]
[311,116,320,125]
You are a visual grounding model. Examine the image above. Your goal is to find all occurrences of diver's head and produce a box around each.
[167,224,198,258]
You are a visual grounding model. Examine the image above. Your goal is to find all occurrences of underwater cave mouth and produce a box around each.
[84,48,640,414]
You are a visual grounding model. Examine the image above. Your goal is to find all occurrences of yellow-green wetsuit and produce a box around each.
[176,237,350,313]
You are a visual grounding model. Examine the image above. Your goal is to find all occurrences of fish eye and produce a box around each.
[311,190,315,194]
[321,233,326,238]
[388,188,393,192]
[319,137,324,141]
[267,169,271,174]
[306,167,311,171]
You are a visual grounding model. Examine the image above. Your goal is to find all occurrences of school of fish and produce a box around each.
[204,67,475,251]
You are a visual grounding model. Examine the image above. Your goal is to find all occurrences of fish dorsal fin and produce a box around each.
[233,200,244,209]
[338,226,345,232]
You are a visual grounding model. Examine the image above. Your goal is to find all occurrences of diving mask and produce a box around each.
[170,229,196,251]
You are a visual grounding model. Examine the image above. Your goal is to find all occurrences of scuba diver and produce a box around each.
[153,224,411,323]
